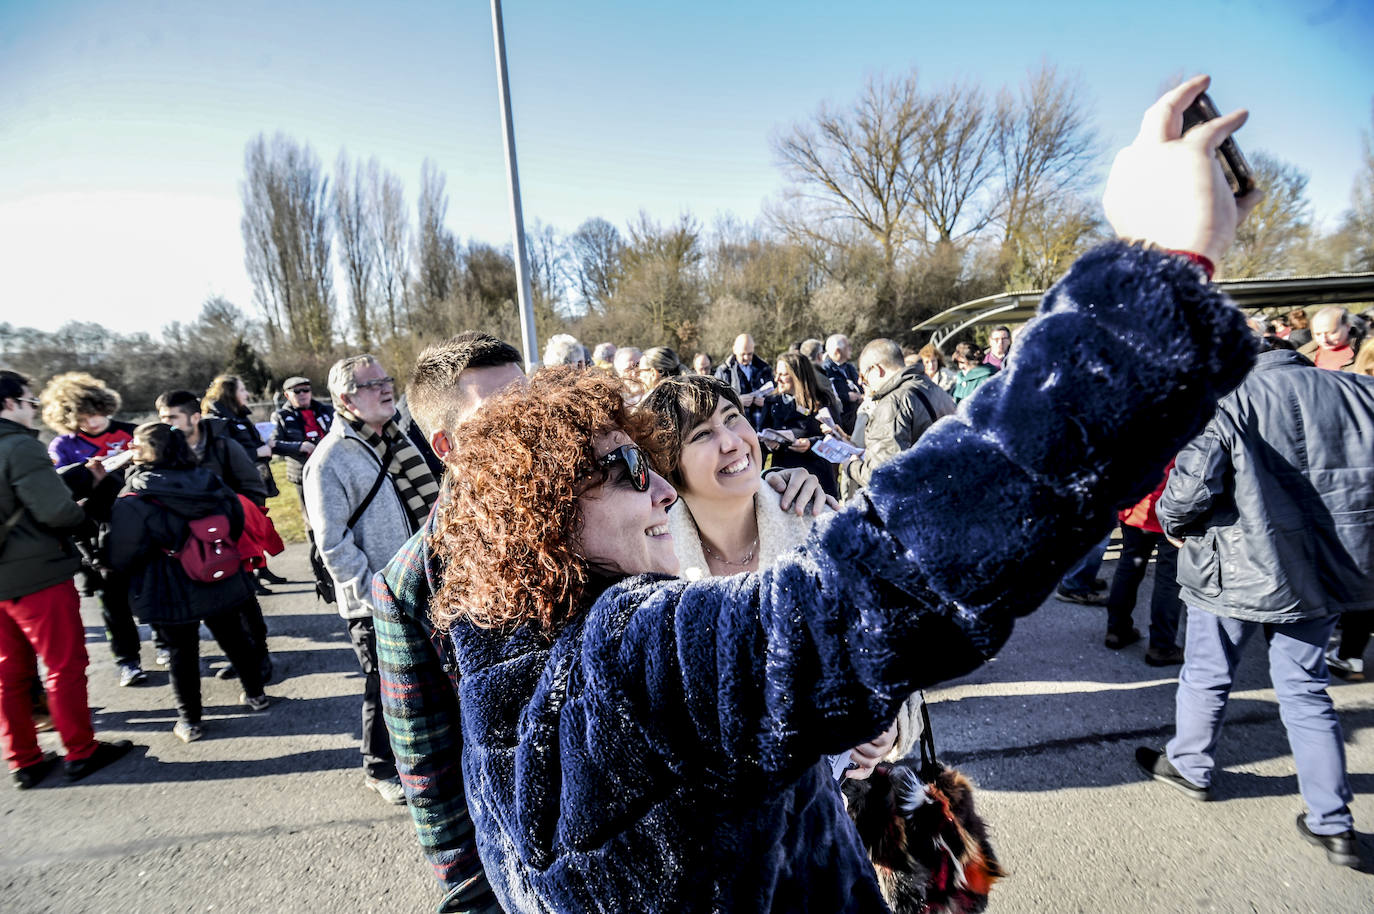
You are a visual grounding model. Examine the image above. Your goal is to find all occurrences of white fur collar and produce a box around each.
[669,482,824,581]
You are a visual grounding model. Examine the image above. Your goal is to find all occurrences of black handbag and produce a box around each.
[842,701,1005,914]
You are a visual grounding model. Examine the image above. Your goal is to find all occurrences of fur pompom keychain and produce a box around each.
[842,702,1005,914]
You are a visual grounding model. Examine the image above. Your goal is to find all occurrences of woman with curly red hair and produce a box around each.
[405,79,1263,913]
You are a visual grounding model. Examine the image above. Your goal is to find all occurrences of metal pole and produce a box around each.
[490,0,539,372]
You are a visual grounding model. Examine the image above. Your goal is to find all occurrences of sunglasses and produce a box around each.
[290,386,312,394]
[596,444,650,492]
[354,376,395,391]
[17,396,40,407]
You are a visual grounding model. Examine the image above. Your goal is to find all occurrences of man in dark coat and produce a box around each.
[1140,343,1374,868]
[841,338,956,495]
[0,370,132,789]
[270,376,335,525]
[714,333,773,428]
[822,333,863,433]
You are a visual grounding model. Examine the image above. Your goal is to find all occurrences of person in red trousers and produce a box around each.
[0,369,132,789]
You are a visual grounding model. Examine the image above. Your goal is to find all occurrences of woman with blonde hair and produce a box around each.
[636,346,686,390]
[918,344,958,394]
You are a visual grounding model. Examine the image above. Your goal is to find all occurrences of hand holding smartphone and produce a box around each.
[1181,91,1255,197]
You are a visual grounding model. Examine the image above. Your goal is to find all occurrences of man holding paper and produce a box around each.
[841,338,956,496]
[715,333,774,428]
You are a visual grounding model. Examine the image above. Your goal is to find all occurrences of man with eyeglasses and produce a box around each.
[0,370,133,788]
[304,355,440,806]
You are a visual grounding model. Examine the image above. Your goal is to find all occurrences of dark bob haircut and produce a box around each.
[638,374,744,489]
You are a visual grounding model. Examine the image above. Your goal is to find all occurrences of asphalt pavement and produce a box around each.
[2,544,1370,913]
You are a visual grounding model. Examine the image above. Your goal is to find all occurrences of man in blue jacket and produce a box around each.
[1140,340,1374,868]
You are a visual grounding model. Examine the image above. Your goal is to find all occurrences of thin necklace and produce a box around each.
[702,534,759,567]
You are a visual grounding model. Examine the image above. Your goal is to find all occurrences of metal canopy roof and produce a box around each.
[914,272,1374,350]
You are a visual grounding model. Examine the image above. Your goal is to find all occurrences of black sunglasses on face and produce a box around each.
[354,376,395,391]
[290,386,311,394]
[597,444,650,492]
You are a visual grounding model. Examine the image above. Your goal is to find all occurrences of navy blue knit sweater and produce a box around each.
[448,243,1256,913]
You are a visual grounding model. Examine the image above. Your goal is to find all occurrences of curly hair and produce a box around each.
[39,372,122,433]
[429,367,662,636]
[202,374,247,418]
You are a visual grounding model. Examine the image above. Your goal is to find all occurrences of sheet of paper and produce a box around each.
[812,435,864,465]
[255,421,276,441]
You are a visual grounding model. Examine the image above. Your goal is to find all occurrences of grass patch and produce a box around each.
[266,460,308,544]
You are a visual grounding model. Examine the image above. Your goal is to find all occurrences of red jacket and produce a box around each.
[1118,459,1176,534]
[236,494,285,569]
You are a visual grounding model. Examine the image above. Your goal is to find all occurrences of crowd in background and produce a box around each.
[2,294,1372,901]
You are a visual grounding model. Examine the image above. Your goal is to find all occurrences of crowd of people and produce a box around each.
[2,77,1372,911]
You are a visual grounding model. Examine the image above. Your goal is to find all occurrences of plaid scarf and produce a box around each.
[337,404,439,531]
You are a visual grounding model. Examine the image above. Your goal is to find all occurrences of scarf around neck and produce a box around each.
[337,402,439,530]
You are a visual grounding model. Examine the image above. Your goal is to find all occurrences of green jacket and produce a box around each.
[952,363,998,403]
[0,418,85,601]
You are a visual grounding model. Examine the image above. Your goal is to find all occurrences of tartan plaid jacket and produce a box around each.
[373,513,500,914]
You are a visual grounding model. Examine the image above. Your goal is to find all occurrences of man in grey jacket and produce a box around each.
[841,338,956,495]
[1138,344,1374,868]
[304,355,439,806]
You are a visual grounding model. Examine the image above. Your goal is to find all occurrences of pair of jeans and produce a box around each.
[0,580,98,769]
[345,616,397,780]
[1060,533,1111,594]
[1167,609,1353,835]
[1334,612,1371,661]
[99,570,143,667]
[1105,526,1183,650]
[156,601,266,725]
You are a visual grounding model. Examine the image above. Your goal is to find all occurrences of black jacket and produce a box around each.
[108,465,250,624]
[196,416,268,507]
[715,356,774,428]
[1157,350,1374,622]
[271,399,335,484]
[208,401,279,498]
[822,357,861,433]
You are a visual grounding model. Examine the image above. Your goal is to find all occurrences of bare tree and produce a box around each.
[1220,152,1312,278]
[333,152,376,348]
[1341,101,1374,272]
[772,73,930,273]
[240,133,335,352]
[368,160,409,338]
[908,81,998,243]
[994,64,1100,249]
[412,159,460,332]
[611,212,704,347]
[568,217,623,313]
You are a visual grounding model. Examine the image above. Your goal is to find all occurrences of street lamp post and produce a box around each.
[490,0,539,372]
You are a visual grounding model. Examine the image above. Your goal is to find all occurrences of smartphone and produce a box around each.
[1180,92,1255,197]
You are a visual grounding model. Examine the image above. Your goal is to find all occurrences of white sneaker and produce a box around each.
[365,775,407,806]
[1325,649,1365,682]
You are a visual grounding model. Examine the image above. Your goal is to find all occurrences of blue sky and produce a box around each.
[1,0,1370,335]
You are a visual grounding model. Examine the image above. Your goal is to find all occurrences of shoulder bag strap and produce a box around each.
[909,385,937,427]
[345,438,394,530]
[917,698,941,782]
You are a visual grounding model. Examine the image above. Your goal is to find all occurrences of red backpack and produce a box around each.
[172,514,242,583]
